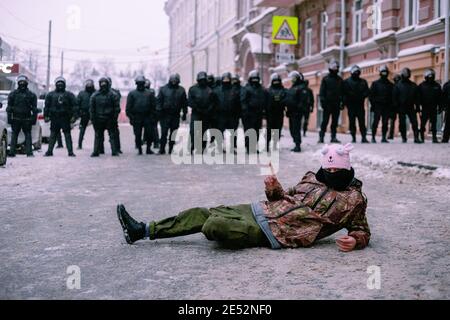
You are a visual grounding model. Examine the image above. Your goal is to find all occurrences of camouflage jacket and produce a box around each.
[257,172,370,249]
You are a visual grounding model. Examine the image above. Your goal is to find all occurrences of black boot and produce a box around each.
[381,135,389,143]
[116,205,146,245]
[138,146,143,155]
[351,135,357,143]
[45,131,57,156]
[56,132,63,149]
[291,144,301,153]
[362,136,370,144]
[318,133,325,144]
[159,143,166,155]
[432,135,439,144]
[64,132,76,157]
[372,136,377,143]
[168,142,175,155]
[331,136,341,144]
[414,131,422,144]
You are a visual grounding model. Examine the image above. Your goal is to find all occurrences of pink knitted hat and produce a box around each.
[320,143,354,171]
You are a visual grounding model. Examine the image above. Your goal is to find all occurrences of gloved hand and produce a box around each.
[44,117,50,123]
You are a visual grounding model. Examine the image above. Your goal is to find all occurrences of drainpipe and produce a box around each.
[339,0,346,75]
[191,0,199,84]
[444,0,449,83]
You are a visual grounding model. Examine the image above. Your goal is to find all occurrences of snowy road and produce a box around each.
[0,124,449,299]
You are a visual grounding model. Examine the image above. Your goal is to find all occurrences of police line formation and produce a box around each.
[6,60,450,158]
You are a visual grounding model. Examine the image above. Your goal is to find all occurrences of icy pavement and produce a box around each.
[0,124,449,299]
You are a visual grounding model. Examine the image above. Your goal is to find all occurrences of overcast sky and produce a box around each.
[0,0,170,80]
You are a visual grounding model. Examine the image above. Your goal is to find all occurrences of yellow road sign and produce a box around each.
[272,16,299,45]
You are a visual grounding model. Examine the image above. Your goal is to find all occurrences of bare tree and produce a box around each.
[148,63,168,89]
[68,59,94,91]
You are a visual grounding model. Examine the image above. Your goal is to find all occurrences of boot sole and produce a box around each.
[117,205,133,245]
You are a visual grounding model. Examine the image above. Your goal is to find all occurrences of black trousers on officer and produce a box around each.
[47,115,74,156]
[190,113,210,153]
[78,112,90,149]
[303,112,311,136]
[10,118,33,156]
[320,105,341,139]
[93,118,118,156]
[443,110,450,143]
[399,108,419,141]
[242,114,262,153]
[99,119,120,154]
[267,115,283,151]
[289,112,304,146]
[160,113,180,153]
[372,107,390,139]
[420,108,438,140]
[388,112,398,139]
[348,105,367,140]
[132,117,153,153]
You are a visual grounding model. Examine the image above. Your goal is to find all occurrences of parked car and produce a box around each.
[0,91,43,153]
[37,99,51,143]
[0,116,7,166]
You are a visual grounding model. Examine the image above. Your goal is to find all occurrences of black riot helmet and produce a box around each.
[231,74,241,86]
[270,73,282,86]
[85,79,95,92]
[248,70,260,85]
[401,68,411,80]
[393,74,401,84]
[145,79,151,89]
[222,72,232,86]
[135,75,146,90]
[379,65,389,78]
[17,74,29,90]
[169,73,180,86]
[215,76,222,87]
[424,69,435,82]
[350,65,361,78]
[197,71,208,86]
[207,74,215,87]
[55,76,66,92]
[99,77,110,92]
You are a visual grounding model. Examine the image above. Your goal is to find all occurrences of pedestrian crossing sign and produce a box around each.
[272,16,298,45]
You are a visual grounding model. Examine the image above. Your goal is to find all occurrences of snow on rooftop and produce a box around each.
[343,58,397,72]
[397,44,438,58]
[242,33,272,54]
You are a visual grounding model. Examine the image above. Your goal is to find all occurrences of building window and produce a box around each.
[405,0,418,26]
[371,0,382,35]
[305,18,312,56]
[434,0,446,18]
[320,12,328,51]
[353,0,363,43]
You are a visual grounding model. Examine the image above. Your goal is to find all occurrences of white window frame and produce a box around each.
[405,0,419,27]
[320,12,328,51]
[353,0,363,43]
[372,0,382,35]
[434,0,445,18]
[305,18,312,56]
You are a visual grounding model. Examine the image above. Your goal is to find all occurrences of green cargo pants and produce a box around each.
[148,204,270,249]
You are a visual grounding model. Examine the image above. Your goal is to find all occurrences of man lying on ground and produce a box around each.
[117,143,370,252]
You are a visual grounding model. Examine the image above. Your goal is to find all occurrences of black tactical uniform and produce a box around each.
[6,75,38,157]
[303,80,315,137]
[126,76,158,155]
[76,79,96,149]
[393,68,422,143]
[240,70,268,153]
[319,61,344,144]
[157,74,188,155]
[369,65,394,143]
[266,73,286,152]
[418,69,442,143]
[442,80,450,143]
[213,72,241,152]
[388,74,402,139]
[44,77,77,157]
[90,77,121,157]
[343,65,370,143]
[230,74,242,150]
[285,71,309,152]
[207,74,220,145]
[145,79,160,149]
[188,72,217,154]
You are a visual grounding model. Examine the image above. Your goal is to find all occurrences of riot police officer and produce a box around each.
[207,74,220,145]
[44,77,77,157]
[393,68,422,143]
[126,76,158,155]
[99,77,122,154]
[343,65,370,143]
[156,73,188,155]
[213,72,241,152]
[369,65,394,143]
[188,72,217,154]
[303,79,315,137]
[319,60,344,144]
[145,79,160,149]
[90,77,121,157]
[240,70,268,153]
[285,71,309,152]
[418,69,442,143]
[76,79,96,149]
[388,74,402,140]
[230,74,242,151]
[442,80,450,143]
[266,73,286,152]
[6,75,38,157]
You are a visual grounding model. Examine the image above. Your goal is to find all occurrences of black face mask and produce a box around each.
[137,83,145,91]
[18,82,28,90]
[56,83,65,92]
[316,168,355,191]
[100,83,109,92]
